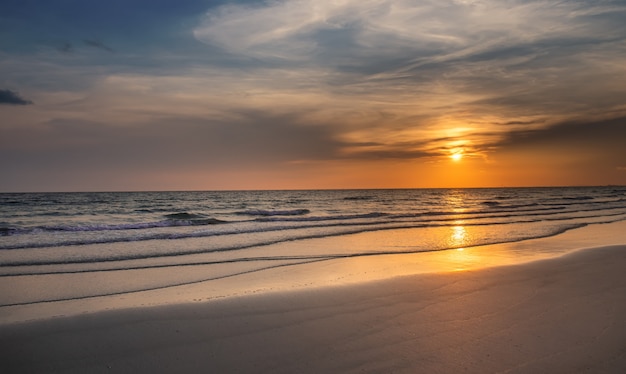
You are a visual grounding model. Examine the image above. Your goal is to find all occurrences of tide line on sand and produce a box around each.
[1,244,625,373]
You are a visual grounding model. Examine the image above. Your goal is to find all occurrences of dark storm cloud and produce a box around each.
[0,89,32,105]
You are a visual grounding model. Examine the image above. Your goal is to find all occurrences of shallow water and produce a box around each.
[1,187,625,311]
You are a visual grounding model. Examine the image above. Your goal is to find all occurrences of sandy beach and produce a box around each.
[2,243,625,373]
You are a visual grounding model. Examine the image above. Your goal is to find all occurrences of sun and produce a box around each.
[450,153,463,162]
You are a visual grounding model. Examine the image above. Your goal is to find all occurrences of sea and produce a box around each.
[1,186,626,318]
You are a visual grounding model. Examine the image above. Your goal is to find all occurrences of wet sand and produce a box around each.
[1,244,625,373]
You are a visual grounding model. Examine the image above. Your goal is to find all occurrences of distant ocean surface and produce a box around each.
[1,187,626,308]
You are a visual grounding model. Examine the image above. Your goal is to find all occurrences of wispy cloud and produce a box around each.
[2,0,625,189]
[496,114,626,151]
[83,39,114,53]
[0,89,33,105]
[57,42,74,54]
[195,1,626,67]
[190,0,626,159]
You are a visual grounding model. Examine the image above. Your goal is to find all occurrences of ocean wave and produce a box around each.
[3,208,624,253]
[490,202,541,209]
[0,222,592,277]
[343,195,375,201]
[413,204,560,218]
[3,199,624,242]
[0,217,228,237]
[480,201,543,210]
[0,227,18,236]
[481,201,500,207]
[236,209,310,216]
[255,212,388,222]
[51,217,228,231]
[539,197,626,207]
[562,196,594,201]
[163,212,208,220]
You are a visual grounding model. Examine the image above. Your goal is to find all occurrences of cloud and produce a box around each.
[83,39,114,52]
[57,42,74,54]
[492,116,626,165]
[194,1,626,111]
[188,0,626,163]
[2,1,626,190]
[0,89,33,105]
[195,1,626,64]
[498,116,626,147]
[0,112,344,173]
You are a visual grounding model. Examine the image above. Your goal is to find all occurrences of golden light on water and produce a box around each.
[448,225,475,271]
[451,225,467,247]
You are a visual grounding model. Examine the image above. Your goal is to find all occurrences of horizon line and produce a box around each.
[2,184,624,194]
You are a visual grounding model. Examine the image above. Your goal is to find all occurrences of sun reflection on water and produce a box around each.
[448,222,470,248]
[440,190,469,218]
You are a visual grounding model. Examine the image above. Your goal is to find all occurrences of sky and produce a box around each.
[1,0,625,192]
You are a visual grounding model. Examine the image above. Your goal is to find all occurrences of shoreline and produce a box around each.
[1,243,625,373]
[1,220,626,325]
